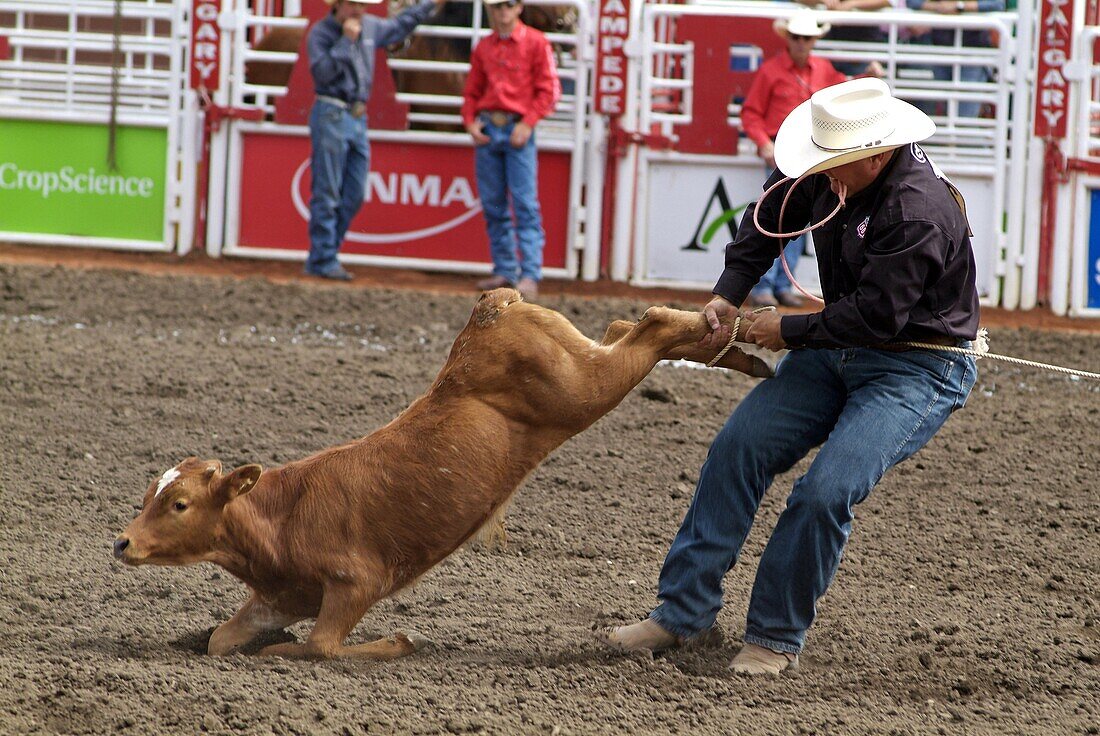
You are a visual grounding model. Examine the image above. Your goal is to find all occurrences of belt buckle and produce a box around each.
[489,111,509,127]
[351,101,366,117]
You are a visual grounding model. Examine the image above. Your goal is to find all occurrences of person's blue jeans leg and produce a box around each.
[956,64,989,118]
[743,347,977,654]
[650,349,848,638]
[505,128,544,282]
[475,120,519,283]
[333,115,369,249]
[307,101,348,274]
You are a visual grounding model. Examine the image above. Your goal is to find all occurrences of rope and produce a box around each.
[106,0,123,171]
[707,306,776,368]
[894,339,1100,382]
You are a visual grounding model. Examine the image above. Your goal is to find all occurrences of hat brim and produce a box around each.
[773,18,830,38]
[773,96,936,179]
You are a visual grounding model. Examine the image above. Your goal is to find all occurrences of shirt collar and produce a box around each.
[497,20,528,42]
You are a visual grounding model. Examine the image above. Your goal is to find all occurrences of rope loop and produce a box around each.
[707,306,777,368]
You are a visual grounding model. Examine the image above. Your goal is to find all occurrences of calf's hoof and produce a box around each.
[398,630,433,652]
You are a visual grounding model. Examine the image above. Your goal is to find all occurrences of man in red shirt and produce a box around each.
[462,0,560,301]
[740,11,847,307]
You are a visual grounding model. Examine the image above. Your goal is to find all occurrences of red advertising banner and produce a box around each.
[594,0,630,116]
[1034,0,1074,138]
[236,134,569,268]
[190,0,222,90]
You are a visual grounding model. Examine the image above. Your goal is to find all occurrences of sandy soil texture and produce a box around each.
[0,264,1097,736]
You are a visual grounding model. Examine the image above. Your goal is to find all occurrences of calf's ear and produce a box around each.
[215,464,263,505]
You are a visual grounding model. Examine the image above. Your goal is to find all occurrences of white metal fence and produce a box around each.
[0,0,192,251]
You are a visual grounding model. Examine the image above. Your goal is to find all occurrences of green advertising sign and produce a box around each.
[0,119,167,242]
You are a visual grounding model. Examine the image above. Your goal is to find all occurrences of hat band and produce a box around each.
[810,127,895,153]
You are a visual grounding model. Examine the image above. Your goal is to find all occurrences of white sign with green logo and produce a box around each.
[0,120,168,244]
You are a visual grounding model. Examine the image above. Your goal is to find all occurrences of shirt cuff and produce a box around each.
[713,272,753,307]
[779,313,812,348]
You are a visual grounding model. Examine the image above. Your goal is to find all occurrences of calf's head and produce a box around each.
[113,457,261,566]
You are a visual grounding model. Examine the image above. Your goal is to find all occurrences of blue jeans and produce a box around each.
[474,117,544,283]
[752,166,802,298]
[650,345,977,654]
[307,99,369,275]
[907,30,992,119]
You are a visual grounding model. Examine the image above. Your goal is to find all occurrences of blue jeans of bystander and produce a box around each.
[649,345,977,653]
[307,99,369,276]
[474,118,544,283]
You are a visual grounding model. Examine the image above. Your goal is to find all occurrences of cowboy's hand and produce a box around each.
[758,140,776,169]
[699,296,738,350]
[510,121,533,148]
[742,309,787,351]
[342,18,361,40]
[865,60,885,78]
[466,120,490,146]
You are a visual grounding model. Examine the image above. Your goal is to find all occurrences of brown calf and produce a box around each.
[114,289,769,660]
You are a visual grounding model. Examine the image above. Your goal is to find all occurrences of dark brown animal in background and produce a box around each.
[113,289,770,661]
[244,25,307,89]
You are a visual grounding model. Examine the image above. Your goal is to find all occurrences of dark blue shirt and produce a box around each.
[714,144,981,349]
[307,0,435,104]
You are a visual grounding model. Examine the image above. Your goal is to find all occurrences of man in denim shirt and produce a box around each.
[601,79,979,676]
[305,0,445,280]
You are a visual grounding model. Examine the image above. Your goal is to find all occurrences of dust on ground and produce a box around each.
[0,262,1097,735]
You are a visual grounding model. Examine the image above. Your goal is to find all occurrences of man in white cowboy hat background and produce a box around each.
[462,0,561,301]
[304,0,446,281]
[741,11,847,308]
[602,78,980,675]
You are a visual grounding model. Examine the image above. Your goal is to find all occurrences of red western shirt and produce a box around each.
[461,21,561,128]
[740,53,846,149]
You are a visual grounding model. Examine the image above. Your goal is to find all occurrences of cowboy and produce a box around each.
[740,11,847,308]
[462,0,561,302]
[304,0,446,281]
[601,78,980,675]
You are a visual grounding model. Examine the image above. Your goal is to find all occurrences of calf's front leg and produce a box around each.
[208,594,303,655]
[257,582,426,661]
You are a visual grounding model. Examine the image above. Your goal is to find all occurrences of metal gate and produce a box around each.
[0,0,192,252]
[609,2,1027,307]
[207,0,599,281]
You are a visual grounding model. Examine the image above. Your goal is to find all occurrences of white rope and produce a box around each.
[896,330,1100,382]
[707,306,776,368]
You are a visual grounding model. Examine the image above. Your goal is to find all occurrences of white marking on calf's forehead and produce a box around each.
[155,466,181,497]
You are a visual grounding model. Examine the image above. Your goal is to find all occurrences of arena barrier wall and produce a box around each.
[207,0,597,281]
[1059,25,1100,317]
[609,2,1025,307]
[0,0,192,252]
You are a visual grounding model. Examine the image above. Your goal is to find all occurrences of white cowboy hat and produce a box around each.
[773,77,936,178]
[323,0,384,5]
[773,11,831,39]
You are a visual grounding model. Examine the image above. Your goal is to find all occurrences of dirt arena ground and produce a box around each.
[0,253,1097,735]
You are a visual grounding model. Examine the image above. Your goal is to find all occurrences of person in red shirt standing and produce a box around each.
[462,0,560,301]
[740,11,847,307]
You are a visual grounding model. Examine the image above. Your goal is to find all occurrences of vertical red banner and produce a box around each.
[191,0,222,90]
[1034,0,1074,138]
[594,0,630,116]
